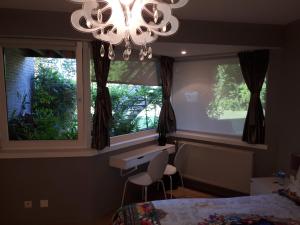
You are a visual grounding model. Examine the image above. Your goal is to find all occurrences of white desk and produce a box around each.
[109,144,175,173]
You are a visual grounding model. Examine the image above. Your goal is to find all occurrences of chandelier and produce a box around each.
[70,0,188,60]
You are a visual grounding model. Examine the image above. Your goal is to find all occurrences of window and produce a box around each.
[173,58,267,136]
[207,63,266,120]
[91,60,162,137]
[0,40,84,149]
[3,48,78,140]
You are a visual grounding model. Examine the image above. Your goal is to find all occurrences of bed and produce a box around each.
[113,193,300,225]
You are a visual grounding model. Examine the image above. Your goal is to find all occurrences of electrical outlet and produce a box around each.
[40,199,48,208]
[24,201,32,209]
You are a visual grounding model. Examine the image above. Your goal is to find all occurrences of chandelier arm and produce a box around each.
[135,5,173,31]
[170,0,189,9]
[96,4,111,24]
[71,10,102,33]
[69,0,107,3]
[143,4,157,16]
[150,16,179,36]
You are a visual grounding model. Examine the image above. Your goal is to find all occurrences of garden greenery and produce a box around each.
[8,58,78,140]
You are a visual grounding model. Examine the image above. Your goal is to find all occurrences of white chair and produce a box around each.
[121,151,169,206]
[164,143,185,198]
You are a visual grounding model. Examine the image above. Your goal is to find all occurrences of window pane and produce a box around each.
[173,58,267,136]
[207,63,267,120]
[109,83,162,136]
[91,60,159,86]
[4,48,78,140]
[90,60,162,137]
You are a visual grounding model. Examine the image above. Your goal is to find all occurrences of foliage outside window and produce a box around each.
[4,48,78,140]
[91,61,162,137]
[207,63,266,120]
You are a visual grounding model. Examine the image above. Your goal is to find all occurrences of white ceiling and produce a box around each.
[0,0,300,25]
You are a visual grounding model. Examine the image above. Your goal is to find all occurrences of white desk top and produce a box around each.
[109,144,175,170]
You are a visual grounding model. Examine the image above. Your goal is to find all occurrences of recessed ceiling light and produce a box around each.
[181,50,187,55]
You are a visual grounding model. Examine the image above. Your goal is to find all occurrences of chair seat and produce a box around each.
[128,172,153,186]
[164,164,177,176]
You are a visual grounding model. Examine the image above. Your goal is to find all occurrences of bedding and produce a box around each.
[113,194,300,225]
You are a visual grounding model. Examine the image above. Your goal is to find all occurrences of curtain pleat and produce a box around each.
[91,41,112,150]
[157,56,177,137]
[238,49,269,144]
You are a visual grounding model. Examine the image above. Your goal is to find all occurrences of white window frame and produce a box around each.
[0,39,160,155]
[0,39,86,150]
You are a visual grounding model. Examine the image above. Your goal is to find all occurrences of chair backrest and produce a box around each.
[174,143,185,173]
[147,151,168,182]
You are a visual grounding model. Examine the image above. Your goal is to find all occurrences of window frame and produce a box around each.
[0,39,161,153]
[0,39,86,150]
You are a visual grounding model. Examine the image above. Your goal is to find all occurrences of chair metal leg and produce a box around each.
[180,173,184,187]
[121,180,128,207]
[144,186,148,202]
[169,175,173,199]
[159,180,167,199]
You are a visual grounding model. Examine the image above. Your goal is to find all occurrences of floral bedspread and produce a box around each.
[113,202,165,225]
[198,214,300,225]
[114,194,300,225]
[154,194,300,225]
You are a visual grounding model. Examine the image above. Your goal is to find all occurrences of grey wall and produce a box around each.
[275,20,300,171]
[0,142,154,225]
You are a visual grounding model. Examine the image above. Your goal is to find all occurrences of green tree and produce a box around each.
[207,63,266,119]
[91,83,162,136]
[90,61,162,136]
[8,58,78,140]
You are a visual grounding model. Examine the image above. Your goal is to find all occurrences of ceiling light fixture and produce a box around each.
[181,50,187,55]
[70,0,189,61]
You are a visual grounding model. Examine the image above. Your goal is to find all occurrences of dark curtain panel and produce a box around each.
[238,49,269,144]
[157,56,177,137]
[91,41,112,150]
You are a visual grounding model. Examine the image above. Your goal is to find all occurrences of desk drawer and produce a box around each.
[124,151,160,170]
[109,144,175,170]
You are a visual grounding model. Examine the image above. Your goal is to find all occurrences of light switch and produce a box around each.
[40,200,48,208]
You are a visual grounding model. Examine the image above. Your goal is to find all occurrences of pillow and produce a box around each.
[278,170,300,205]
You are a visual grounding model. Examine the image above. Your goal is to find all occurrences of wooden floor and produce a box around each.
[98,187,215,225]
[170,186,214,198]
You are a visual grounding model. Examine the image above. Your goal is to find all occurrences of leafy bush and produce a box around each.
[8,59,77,140]
[207,64,266,119]
[91,83,162,136]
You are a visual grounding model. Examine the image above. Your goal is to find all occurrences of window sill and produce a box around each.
[0,133,158,159]
[173,130,267,150]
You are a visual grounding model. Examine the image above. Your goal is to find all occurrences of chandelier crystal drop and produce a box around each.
[70,0,189,60]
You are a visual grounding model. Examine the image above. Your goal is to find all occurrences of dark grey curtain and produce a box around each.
[238,49,269,144]
[91,41,112,150]
[157,56,177,136]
